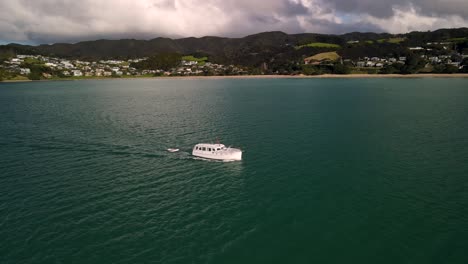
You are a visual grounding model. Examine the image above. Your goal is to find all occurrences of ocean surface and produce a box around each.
[1,78,468,263]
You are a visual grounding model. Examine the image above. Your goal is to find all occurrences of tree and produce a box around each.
[460,58,468,73]
[0,49,15,63]
[131,53,182,71]
[380,64,400,74]
[461,58,468,67]
[433,64,459,74]
[444,65,459,74]
[332,63,351,74]
[27,71,42,80]
[401,53,425,74]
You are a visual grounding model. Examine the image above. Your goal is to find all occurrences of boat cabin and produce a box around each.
[193,144,226,152]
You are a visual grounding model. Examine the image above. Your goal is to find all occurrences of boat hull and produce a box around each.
[192,143,242,161]
[192,148,242,161]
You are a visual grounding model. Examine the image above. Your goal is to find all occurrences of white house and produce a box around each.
[356,61,366,67]
[19,68,31,75]
[72,70,83,77]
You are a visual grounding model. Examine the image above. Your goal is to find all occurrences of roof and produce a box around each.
[195,143,226,148]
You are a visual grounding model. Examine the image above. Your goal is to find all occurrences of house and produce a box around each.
[61,61,74,69]
[19,68,31,75]
[72,70,83,77]
[399,57,406,61]
[182,60,198,66]
[42,73,52,78]
[356,61,366,67]
[375,63,384,67]
[17,55,33,59]
[10,58,22,65]
[429,57,441,63]
[409,47,424,50]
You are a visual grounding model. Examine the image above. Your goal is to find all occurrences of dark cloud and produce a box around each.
[322,0,468,18]
[306,18,384,34]
[0,0,467,44]
[281,1,310,16]
[415,0,468,17]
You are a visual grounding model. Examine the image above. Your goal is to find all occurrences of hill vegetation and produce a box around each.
[1,27,467,77]
[295,42,341,50]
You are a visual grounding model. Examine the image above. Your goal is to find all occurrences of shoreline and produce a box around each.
[2,73,468,83]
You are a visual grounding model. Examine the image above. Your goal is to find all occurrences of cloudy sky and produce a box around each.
[1,0,468,45]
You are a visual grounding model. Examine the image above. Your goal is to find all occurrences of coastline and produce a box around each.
[2,73,468,83]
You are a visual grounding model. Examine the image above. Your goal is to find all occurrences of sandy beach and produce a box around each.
[2,73,468,83]
[160,74,468,79]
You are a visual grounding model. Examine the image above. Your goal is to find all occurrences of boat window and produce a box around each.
[217,148,220,151]
[202,147,206,151]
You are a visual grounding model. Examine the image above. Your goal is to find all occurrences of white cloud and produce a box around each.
[0,0,467,44]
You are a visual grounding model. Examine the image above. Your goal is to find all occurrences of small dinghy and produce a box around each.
[167,148,180,153]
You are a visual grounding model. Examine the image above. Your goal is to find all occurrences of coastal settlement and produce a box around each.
[1,38,468,81]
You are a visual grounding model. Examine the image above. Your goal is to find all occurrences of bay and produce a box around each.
[1,78,468,263]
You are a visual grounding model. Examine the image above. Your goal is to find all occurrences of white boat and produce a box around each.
[167,148,179,152]
[192,143,242,161]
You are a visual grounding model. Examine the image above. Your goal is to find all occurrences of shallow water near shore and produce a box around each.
[1,78,468,263]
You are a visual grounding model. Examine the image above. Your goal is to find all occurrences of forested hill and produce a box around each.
[1,28,468,67]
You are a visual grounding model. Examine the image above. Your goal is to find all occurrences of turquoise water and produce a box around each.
[1,78,468,263]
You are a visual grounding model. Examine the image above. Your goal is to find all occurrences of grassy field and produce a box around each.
[182,55,208,62]
[7,75,30,81]
[305,52,340,62]
[447,37,468,42]
[295,43,341,50]
[24,58,42,64]
[377,37,406,44]
[182,55,208,66]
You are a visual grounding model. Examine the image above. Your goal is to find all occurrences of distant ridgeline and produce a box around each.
[1,27,468,77]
